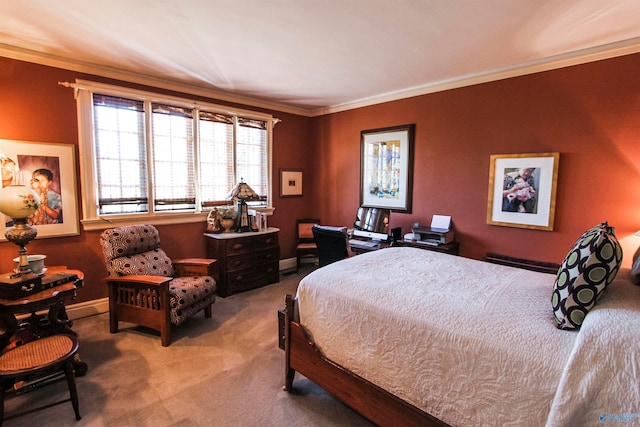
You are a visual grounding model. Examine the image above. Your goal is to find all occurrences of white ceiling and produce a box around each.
[1,1,640,115]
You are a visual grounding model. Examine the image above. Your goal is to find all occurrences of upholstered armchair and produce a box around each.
[100,224,217,346]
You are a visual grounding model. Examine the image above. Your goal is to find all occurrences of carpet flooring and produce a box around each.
[3,266,374,427]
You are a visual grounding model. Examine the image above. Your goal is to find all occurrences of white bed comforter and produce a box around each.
[296,247,640,427]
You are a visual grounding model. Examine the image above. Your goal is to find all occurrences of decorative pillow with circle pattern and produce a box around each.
[631,247,640,285]
[551,222,623,330]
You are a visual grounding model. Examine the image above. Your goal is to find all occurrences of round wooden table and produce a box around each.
[0,267,87,376]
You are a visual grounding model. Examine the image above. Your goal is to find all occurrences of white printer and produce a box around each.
[406,215,454,245]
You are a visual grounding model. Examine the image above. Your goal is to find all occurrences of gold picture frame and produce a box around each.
[487,152,559,231]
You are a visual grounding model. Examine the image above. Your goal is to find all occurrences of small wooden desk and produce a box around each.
[395,239,460,255]
[0,267,87,376]
[349,239,460,256]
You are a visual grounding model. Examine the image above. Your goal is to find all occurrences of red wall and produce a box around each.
[1,52,639,305]
[313,53,640,267]
[0,57,314,303]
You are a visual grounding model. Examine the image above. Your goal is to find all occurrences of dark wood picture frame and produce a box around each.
[360,124,415,213]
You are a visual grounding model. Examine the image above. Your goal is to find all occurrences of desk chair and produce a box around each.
[0,334,81,424]
[311,225,353,268]
[296,218,320,273]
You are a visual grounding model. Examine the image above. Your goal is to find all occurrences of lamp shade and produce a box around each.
[225,179,262,201]
[0,185,40,219]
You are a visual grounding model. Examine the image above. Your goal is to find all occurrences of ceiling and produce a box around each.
[1,1,640,115]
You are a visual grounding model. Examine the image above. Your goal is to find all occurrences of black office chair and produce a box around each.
[311,225,352,268]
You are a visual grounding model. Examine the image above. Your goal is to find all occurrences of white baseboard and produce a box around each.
[66,297,109,320]
[279,257,296,272]
[66,260,300,320]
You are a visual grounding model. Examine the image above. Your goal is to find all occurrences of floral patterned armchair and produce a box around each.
[100,224,217,346]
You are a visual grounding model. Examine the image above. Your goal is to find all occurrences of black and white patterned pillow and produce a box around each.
[551,222,623,330]
[631,247,640,285]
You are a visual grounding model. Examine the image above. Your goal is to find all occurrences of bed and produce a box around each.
[283,247,640,426]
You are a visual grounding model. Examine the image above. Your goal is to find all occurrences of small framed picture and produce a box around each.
[486,152,560,231]
[280,169,303,197]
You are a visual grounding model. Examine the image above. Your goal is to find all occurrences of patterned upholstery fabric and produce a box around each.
[100,224,216,326]
[551,222,623,330]
[169,276,216,325]
[631,247,640,285]
[100,224,163,261]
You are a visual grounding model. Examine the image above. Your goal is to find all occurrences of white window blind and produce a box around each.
[237,118,268,203]
[93,94,148,214]
[198,112,234,207]
[79,81,275,225]
[152,103,195,211]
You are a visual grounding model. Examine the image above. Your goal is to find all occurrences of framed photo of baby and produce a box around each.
[486,152,559,231]
[0,140,79,240]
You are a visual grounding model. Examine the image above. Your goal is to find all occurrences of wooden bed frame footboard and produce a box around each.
[284,294,449,427]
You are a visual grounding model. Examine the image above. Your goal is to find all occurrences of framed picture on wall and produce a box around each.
[280,169,303,197]
[360,124,415,213]
[486,152,560,231]
[0,140,79,240]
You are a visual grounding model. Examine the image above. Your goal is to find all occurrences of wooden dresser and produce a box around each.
[204,227,280,297]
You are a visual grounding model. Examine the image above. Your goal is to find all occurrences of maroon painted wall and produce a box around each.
[0,57,314,303]
[1,52,639,305]
[312,53,640,267]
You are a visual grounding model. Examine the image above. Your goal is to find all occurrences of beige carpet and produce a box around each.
[4,266,374,427]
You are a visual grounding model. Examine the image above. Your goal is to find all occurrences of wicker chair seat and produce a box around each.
[0,335,81,423]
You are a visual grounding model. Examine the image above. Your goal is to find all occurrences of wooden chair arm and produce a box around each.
[102,275,172,287]
[173,258,217,277]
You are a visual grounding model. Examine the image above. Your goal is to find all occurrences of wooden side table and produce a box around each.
[0,267,87,376]
[204,228,280,297]
[394,240,460,255]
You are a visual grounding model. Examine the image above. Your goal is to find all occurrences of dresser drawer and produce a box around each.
[226,233,278,255]
[226,250,278,272]
[226,265,279,293]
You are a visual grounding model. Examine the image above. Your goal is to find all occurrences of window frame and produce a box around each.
[74,80,276,231]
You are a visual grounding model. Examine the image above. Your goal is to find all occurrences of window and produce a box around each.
[74,80,275,230]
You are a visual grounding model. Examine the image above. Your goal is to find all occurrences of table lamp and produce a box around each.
[225,178,262,232]
[0,183,40,275]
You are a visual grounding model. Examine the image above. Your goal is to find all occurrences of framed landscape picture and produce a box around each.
[360,124,415,213]
[486,152,560,231]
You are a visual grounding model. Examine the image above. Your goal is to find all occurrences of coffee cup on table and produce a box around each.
[13,254,47,275]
